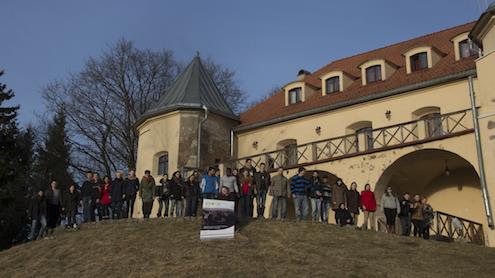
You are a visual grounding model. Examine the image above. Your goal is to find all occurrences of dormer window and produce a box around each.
[325,76,340,94]
[288,87,302,104]
[365,65,382,84]
[410,52,428,72]
[459,39,479,59]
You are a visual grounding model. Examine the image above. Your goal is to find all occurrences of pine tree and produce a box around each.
[34,108,74,192]
[0,70,33,250]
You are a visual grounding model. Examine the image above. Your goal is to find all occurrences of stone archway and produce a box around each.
[374,149,485,227]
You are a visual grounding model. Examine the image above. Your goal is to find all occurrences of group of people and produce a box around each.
[27,158,434,241]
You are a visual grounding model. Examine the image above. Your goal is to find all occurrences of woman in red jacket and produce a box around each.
[360,183,377,230]
[100,176,112,220]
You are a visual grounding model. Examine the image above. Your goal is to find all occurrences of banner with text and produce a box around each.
[200,199,235,240]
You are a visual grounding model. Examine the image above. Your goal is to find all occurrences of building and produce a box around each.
[135,5,495,245]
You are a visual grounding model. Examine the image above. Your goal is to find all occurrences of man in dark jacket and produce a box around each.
[81,171,95,222]
[111,171,125,219]
[309,176,323,222]
[124,170,140,218]
[254,163,270,218]
[28,189,48,240]
[398,192,413,236]
[64,184,80,228]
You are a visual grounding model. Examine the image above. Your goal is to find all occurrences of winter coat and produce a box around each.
[346,189,361,214]
[398,198,412,217]
[111,177,125,202]
[331,183,348,210]
[380,194,401,214]
[169,178,184,200]
[411,202,425,220]
[139,176,156,203]
[290,175,310,197]
[100,183,112,205]
[200,175,219,194]
[45,188,62,206]
[423,204,434,225]
[64,190,80,212]
[29,195,47,221]
[124,177,139,197]
[253,171,270,192]
[270,174,289,197]
[183,180,200,198]
[81,180,94,198]
[240,175,255,196]
[321,183,332,200]
[309,182,323,199]
[360,190,377,212]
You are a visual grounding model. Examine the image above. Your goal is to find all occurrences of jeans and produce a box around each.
[321,198,330,223]
[271,196,287,219]
[101,204,111,219]
[399,216,411,236]
[82,197,94,223]
[363,211,376,230]
[126,194,136,218]
[412,219,424,237]
[142,201,153,218]
[293,195,308,221]
[240,195,253,218]
[256,190,267,218]
[170,199,183,217]
[29,216,47,240]
[66,209,77,227]
[310,198,322,222]
[111,201,122,219]
[157,197,170,217]
[185,196,198,217]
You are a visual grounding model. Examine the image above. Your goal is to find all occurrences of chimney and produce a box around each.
[297,69,311,81]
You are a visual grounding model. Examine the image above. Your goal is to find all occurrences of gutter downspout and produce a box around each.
[468,76,494,229]
[197,105,208,169]
[230,129,234,158]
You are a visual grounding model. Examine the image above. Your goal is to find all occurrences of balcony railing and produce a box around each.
[225,108,474,171]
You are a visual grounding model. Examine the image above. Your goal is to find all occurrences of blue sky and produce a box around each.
[1,0,492,126]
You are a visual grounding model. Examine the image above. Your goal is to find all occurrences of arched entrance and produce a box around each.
[375,149,485,228]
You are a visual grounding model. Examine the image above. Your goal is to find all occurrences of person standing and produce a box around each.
[184,174,200,218]
[422,197,434,240]
[269,167,289,220]
[331,179,348,223]
[380,186,401,234]
[111,171,125,219]
[398,192,413,236]
[290,167,310,221]
[220,168,239,200]
[309,174,323,222]
[346,182,361,225]
[81,171,95,223]
[240,158,257,177]
[169,171,184,218]
[124,170,140,218]
[200,167,219,199]
[63,184,80,229]
[360,183,377,230]
[45,180,62,236]
[28,189,48,240]
[92,172,103,221]
[254,163,270,219]
[157,174,170,218]
[320,177,332,223]
[100,176,112,220]
[239,169,255,219]
[411,194,425,237]
[139,170,156,218]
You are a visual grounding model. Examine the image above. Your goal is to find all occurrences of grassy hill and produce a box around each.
[1,218,495,277]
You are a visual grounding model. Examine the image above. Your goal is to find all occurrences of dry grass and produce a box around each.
[1,218,495,277]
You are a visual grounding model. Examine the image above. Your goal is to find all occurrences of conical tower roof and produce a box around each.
[136,55,238,127]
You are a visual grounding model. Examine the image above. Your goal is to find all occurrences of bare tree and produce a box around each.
[42,39,246,177]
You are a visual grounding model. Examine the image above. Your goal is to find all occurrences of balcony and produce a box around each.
[226,108,474,170]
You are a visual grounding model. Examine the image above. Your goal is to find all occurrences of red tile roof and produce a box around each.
[239,22,477,128]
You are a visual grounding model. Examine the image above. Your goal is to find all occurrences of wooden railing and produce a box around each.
[431,211,485,245]
[225,109,474,171]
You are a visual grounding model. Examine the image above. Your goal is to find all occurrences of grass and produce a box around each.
[1,218,495,277]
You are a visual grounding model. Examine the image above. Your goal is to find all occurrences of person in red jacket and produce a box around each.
[360,183,377,230]
[100,176,112,220]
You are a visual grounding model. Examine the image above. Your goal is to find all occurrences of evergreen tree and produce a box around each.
[34,108,74,192]
[0,70,33,250]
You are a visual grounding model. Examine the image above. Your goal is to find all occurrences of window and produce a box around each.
[356,127,374,151]
[277,139,298,166]
[459,39,479,59]
[365,65,382,84]
[421,113,443,138]
[288,87,302,104]
[410,52,428,72]
[325,76,340,94]
[158,154,169,175]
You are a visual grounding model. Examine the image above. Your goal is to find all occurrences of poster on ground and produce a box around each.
[200,199,235,240]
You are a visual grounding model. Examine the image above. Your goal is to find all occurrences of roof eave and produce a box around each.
[469,5,495,47]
